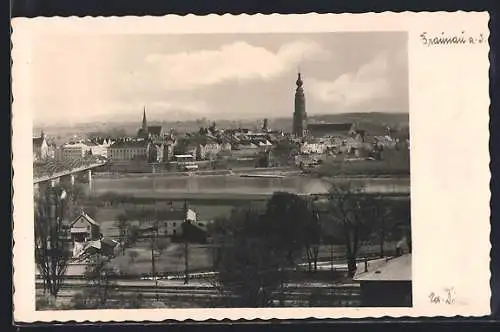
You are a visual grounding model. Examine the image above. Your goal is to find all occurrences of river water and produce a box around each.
[91,174,410,196]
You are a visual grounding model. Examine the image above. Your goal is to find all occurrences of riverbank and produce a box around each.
[94,166,410,180]
[94,166,298,178]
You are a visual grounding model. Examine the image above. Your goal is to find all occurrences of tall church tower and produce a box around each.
[293,72,307,138]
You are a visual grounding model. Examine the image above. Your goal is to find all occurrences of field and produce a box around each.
[104,241,398,277]
[110,242,214,275]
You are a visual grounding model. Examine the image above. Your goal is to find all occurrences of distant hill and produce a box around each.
[267,112,409,133]
[309,112,409,126]
[35,112,409,140]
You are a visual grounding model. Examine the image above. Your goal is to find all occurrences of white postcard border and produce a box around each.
[12,12,491,322]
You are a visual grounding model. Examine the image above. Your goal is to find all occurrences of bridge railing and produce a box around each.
[33,158,107,182]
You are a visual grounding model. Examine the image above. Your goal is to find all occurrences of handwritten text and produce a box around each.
[420,32,485,47]
[428,287,456,305]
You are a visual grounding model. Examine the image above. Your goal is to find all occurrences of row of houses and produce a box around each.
[33,132,114,162]
[69,205,212,260]
[298,136,409,155]
[34,120,409,164]
[296,122,410,156]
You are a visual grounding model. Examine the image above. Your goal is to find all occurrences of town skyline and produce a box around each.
[24,32,409,126]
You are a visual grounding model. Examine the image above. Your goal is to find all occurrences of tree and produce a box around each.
[74,254,116,309]
[34,186,72,301]
[128,250,139,265]
[304,198,322,272]
[155,238,168,256]
[126,225,141,248]
[324,182,374,278]
[264,192,312,266]
[115,214,129,254]
[390,198,412,254]
[365,195,394,258]
[211,206,283,307]
[211,193,318,307]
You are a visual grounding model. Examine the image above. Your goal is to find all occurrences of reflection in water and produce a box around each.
[91,175,410,195]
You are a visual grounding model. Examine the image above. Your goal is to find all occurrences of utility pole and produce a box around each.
[183,200,189,285]
[151,220,159,301]
[330,243,334,273]
[184,239,189,285]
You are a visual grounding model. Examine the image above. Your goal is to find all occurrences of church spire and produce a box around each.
[142,106,148,133]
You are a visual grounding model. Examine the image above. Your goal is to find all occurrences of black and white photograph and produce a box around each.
[12,12,491,322]
[30,31,412,310]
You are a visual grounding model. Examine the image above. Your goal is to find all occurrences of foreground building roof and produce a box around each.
[354,254,411,282]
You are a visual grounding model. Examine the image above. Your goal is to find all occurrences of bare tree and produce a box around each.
[149,218,169,301]
[366,195,392,258]
[34,186,72,301]
[304,198,321,272]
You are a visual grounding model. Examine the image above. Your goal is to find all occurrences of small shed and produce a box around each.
[353,254,412,307]
[70,212,101,242]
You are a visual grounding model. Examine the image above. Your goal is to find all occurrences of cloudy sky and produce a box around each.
[25,32,408,126]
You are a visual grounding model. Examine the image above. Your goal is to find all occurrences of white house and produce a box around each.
[197,142,221,160]
[33,133,49,161]
[300,141,327,154]
[61,142,91,160]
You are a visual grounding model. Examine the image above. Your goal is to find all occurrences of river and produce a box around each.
[90,173,410,197]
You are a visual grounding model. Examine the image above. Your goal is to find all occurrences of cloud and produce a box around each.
[308,52,391,108]
[143,40,329,91]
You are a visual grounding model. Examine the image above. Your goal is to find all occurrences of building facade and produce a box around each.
[87,139,112,158]
[292,72,307,138]
[197,142,221,160]
[108,140,150,161]
[299,141,327,154]
[61,142,91,160]
[33,132,49,161]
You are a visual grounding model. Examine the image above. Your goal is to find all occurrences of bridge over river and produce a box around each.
[33,157,108,193]
[90,173,410,198]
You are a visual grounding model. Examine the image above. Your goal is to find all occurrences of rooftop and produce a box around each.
[110,140,149,148]
[308,123,354,131]
[147,125,163,136]
[353,254,411,282]
[63,142,89,148]
[33,137,45,148]
[101,237,119,247]
[70,212,100,227]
